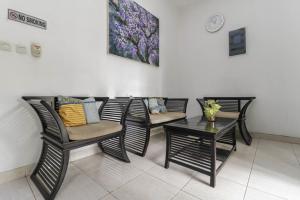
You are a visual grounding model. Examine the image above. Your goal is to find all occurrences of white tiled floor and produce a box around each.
[0,133,299,200]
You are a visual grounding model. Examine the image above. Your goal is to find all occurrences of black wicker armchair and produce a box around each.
[22,96,132,200]
[123,97,188,156]
[197,97,256,145]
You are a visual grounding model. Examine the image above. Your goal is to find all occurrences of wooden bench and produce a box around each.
[197,97,256,145]
[23,96,132,200]
[122,97,188,156]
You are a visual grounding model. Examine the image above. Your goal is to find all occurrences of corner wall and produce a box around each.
[0,0,178,172]
[163,0,300,138]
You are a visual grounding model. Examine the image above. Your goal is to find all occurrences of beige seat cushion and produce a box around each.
[216,111,240,119]
[66,120,122,140]
[150,112,186,124]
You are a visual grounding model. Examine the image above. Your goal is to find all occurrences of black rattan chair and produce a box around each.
[197,97,255,145]
[23,96,132,200]
[123,97,188,156]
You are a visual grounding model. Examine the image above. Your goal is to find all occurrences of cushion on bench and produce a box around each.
[216,111,240,119]
[150,112,186,124]
[66,120,122,140]
[59,104,87,127]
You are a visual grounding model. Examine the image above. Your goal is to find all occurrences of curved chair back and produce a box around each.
[100,98,132,125]
[24,98,69,143]
[214,99,239,112]
[23,96,110,144]
[197,98,239,113]
[127,98,150,122]
[239,99,254,119]
[165,98,189,113]
[196,98,205,115]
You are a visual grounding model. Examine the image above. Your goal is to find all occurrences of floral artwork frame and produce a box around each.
[109,0,160,66]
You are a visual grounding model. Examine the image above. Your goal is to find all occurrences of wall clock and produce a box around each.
[205,14,225,33]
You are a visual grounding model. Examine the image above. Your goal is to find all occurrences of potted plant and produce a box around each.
[205,122,219,133]
[204,100,221,122]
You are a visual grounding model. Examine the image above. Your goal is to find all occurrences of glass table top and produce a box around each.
[164,116,237,135]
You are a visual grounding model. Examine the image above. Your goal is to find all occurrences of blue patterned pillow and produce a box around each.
[157,98,168,113]
[149,98,160,114]
[82,97,100,124]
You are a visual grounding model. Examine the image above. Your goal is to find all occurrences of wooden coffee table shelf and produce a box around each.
[164,117,237,187]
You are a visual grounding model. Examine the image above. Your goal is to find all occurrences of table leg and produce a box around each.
[164,129,171,169]
[210,139,216,187]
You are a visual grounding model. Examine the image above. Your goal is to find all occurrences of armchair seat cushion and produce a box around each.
[216,111,240,119]
[150,112,186,124]
[66,120,122,140]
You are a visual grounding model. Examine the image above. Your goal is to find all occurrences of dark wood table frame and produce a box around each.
[164,117,237,187]
[197,97,256,145]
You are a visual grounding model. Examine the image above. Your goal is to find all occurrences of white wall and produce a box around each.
[163,0,300,138]
[0,0,178,172]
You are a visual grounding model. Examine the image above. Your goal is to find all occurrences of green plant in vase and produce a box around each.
[204,100,221,122]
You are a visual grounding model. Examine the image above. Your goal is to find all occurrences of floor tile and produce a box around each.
[248,140,300,198]
[72,153,109,172]
[75,154,143,192]
[172,191,201,200]
[0,178,35,200]
[112,173,179,200]
[218,139,258,185]
[183,176,246,200]
[292,144,300,165]
[28,165,108,200]
[6,134,298,200]
[100,194,119,200]
[244,187,287,200]
[285,175,300,200]
[254,140,298,165]
[127,152,156,171]
[146,162,194,188]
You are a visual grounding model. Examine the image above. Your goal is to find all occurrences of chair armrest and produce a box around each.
[165,98,189,113]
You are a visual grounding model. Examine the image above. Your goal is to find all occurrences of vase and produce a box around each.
[206,115,216,122]
[205,121,218,133]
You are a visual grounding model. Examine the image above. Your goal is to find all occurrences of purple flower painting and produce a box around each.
[109,0,159,66]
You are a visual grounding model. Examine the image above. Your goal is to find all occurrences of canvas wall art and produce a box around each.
[229,28,246,56]
[109,0,159,66]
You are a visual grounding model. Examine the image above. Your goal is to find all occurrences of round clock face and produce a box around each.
[206,14,225,33]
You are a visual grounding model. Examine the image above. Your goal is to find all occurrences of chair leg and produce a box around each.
[238,120,252,145]
[31,142,69,200]
[125,124,150,157]
[141,128,151,157]
[99,134,130,163]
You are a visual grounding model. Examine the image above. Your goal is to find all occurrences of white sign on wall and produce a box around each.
[8,9,47,30]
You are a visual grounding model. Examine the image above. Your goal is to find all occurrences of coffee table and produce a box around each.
[164,117,237,187]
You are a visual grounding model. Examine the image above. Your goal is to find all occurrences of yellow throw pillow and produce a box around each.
[59,104,87,127]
